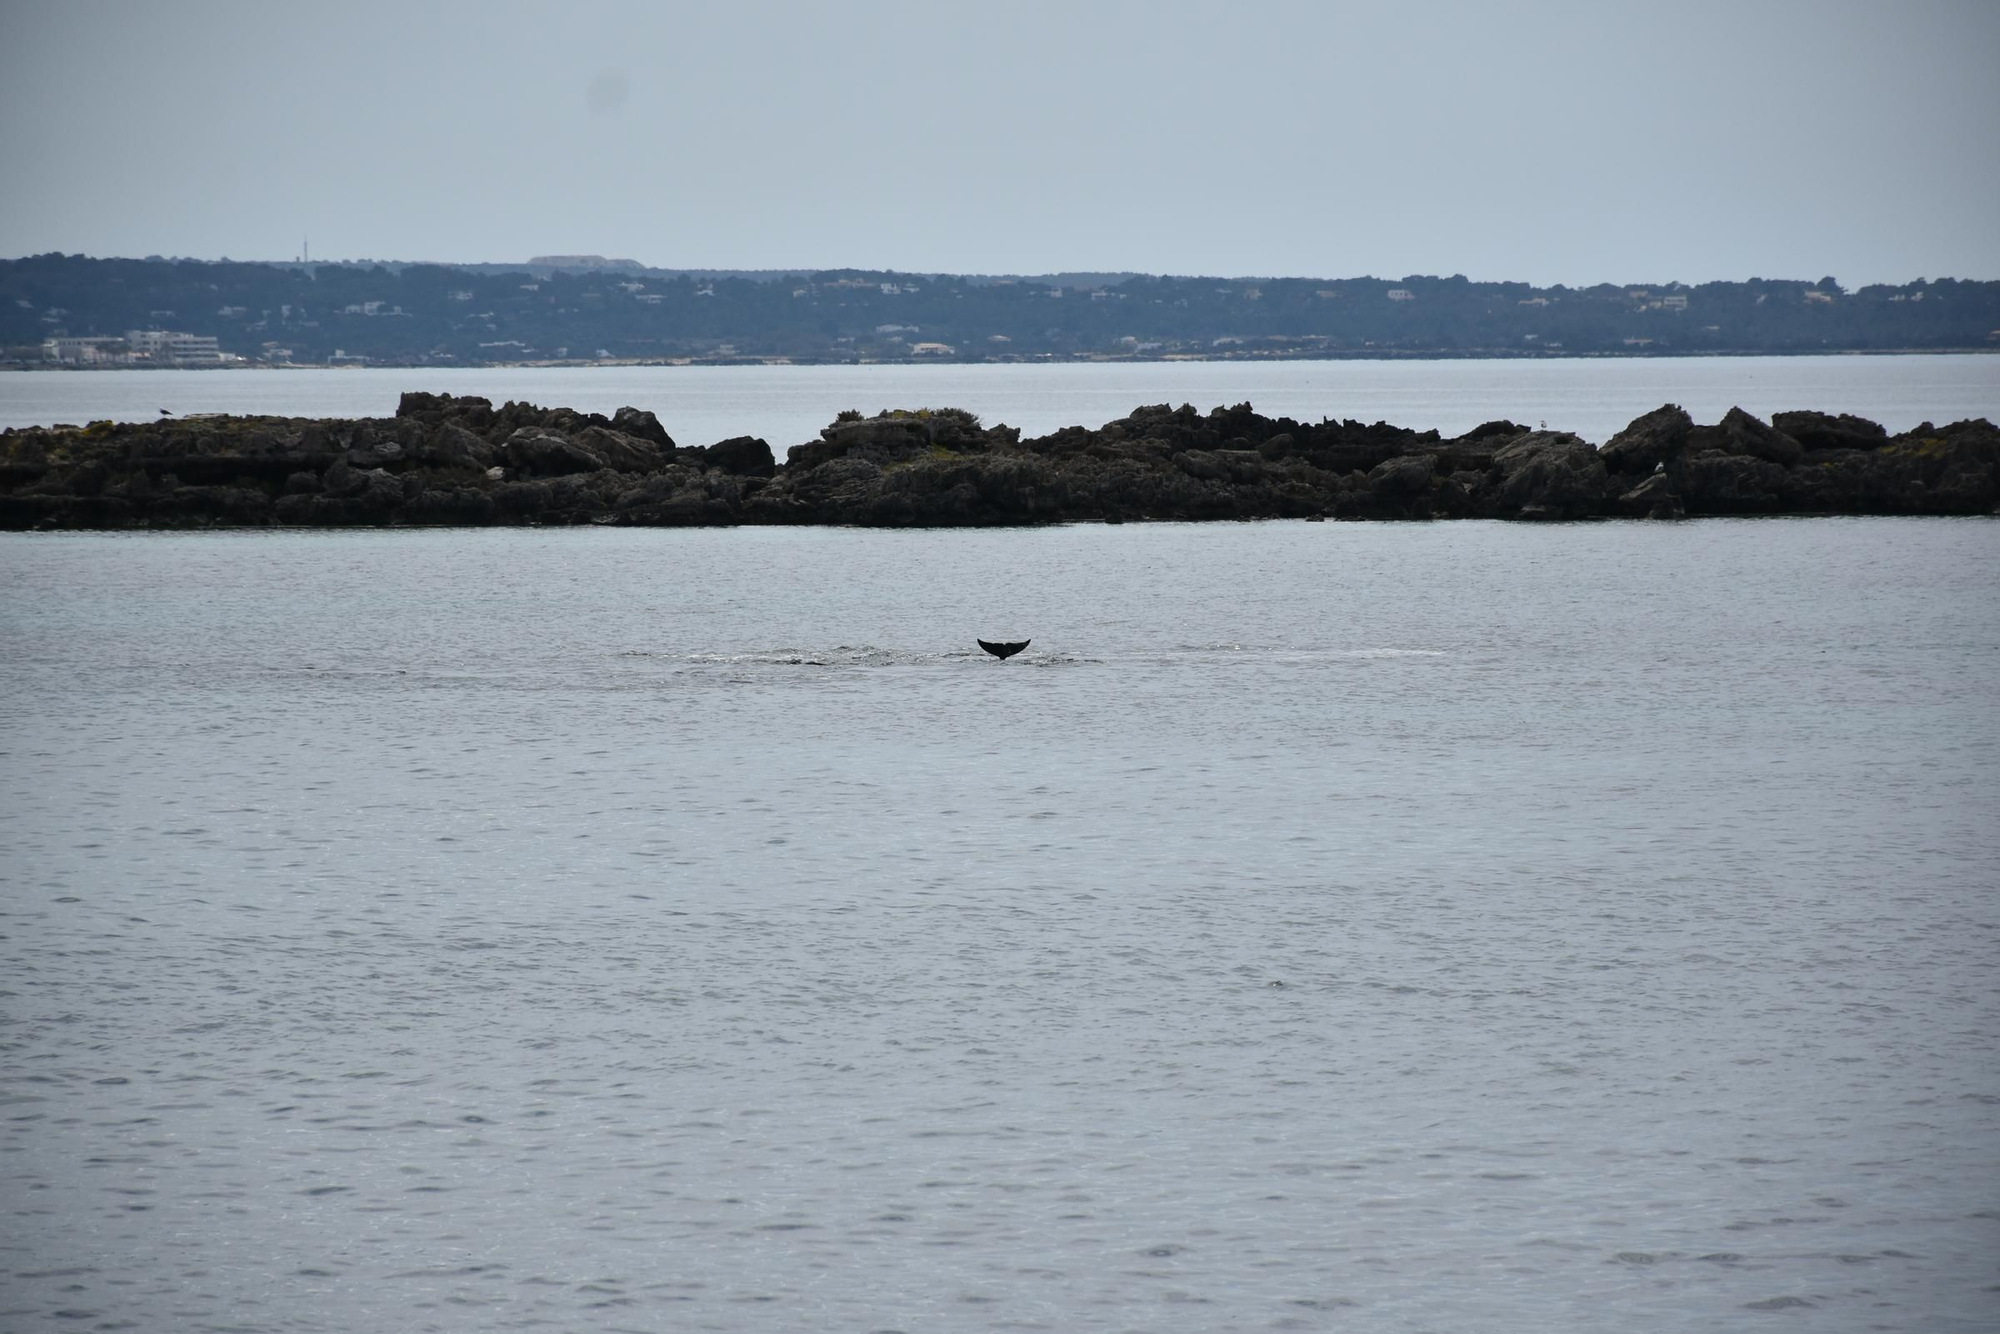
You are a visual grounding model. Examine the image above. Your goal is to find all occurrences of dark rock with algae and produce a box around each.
[2,393,1993,530]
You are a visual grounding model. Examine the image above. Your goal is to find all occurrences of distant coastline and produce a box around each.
[4,392,1993,530]
[7,255,1997,370]
[8,346,1999,373]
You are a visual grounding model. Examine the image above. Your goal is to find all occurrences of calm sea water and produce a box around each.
[3,518,1997,1332]
[3,354,1997,447]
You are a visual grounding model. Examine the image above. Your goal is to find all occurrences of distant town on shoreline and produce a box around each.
[6,253,1998,370]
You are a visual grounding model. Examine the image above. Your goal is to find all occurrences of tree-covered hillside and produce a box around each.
[5,254,1996,366]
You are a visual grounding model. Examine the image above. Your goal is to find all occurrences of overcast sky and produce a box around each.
[4,0,1996,286]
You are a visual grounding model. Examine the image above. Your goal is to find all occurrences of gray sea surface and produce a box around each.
[2,518,1998,1332]
[3,353,1997,447]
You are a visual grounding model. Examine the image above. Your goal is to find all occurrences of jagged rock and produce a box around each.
[1688,407,1803,467]
[613,468,695,505]
[65,461,109,496]
[805,454,885,494]
[768,455,888,522]
[1368,453,1435,498]
[1463,420,1529,443]
[421,395,498,431]
[1,398,1989,530]
[142,452,300,486]
[346,437,404,468]
[1671,451,1796,513]
[0,433,52,485]
[1213,450,1269,484]
[1599,404,1693,474]
[395,391,451,420]
[1930,419,2000,511]
[1431,475,1474,518]
[611,491,732,525]
[1202,402,1288,449]
[788,408,994,472]
[504,426,610,476]
[321,456,363,496]
[1772,411,1889,452]
[1174,450,1228,483]
[13,469,75,499]
[1487,431,1607,519]
[707,435,776,478]
[1110,403,1205,449]
[611,407,675,449]
[1615,472,1685,519]
[489,399,607,445]
[414,422,496,469]
[571,426,671,473]
[870,452,1066,524]
[493,480,555,521]
[103,469,153,500]
[352,468,404,515]
[1840,419,2000,513]
[540,470,637,516]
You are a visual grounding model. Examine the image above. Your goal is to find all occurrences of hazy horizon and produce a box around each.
[4,0,1998,288]
[12,253,1984,292]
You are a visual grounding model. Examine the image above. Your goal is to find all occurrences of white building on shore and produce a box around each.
[125,330,222,365]
[46,331,225,366]
[42,335,128,364]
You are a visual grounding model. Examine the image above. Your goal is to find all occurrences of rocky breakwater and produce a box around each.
[1,393,1994,530]
[0,392,777,530]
